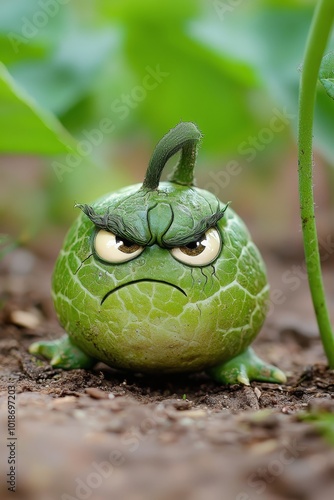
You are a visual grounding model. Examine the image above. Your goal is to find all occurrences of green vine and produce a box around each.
[298,0,334,367]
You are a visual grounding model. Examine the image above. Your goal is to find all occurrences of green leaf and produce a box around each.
[90,0,261,153]
[0,63,74,154]
[10,29,119,117]
[121,29,260,153]
[0,0,121,120]
[98,0,201,24]
[319,51,334,100]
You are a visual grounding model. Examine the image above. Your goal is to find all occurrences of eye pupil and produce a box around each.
[185,241,199,250]
[116,236,132,247]
[116,236,141,254]
[94,230,144,263]
[170,228,221,267]
[181,236,206,256]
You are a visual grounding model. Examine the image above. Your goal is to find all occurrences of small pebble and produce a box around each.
[174,409,207,419]
[85,387,108,400]
[254,387,262,399]
[10,309,41,329]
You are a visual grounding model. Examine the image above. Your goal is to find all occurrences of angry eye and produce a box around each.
[170,228,222,266]
[94,230,144,263]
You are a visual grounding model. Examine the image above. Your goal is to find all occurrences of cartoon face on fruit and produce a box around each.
[30,122,285,385]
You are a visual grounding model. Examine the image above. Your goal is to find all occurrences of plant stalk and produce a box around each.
[298,0,334,367]
[142,122,201,190]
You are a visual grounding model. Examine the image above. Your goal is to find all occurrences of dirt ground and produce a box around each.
[1,243,334,500]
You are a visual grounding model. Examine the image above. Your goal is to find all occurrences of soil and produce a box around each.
[1,246,334,500]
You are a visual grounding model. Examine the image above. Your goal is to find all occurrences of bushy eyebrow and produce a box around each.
[75,204,149,246]
[76,202,229,249]
[162,204,229,248]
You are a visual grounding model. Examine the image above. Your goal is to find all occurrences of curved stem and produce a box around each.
[142,122,201,190]
[298,0,334,367]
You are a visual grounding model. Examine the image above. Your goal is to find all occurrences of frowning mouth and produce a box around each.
[101,279,187,305]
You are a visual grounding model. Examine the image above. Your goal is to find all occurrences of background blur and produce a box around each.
[1,0,334,260]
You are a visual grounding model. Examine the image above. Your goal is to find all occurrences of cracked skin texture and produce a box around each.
[52,182,269,374]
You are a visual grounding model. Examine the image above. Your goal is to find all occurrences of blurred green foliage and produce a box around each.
[320,51,334,100]
[301,411,334,446]
[0,0,333,241]
[0,63,72,153]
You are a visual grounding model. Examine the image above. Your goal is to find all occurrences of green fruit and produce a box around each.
[30,123,286,385]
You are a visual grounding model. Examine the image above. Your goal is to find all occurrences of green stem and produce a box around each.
[298,0,334,367]
[142,122,201,190]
